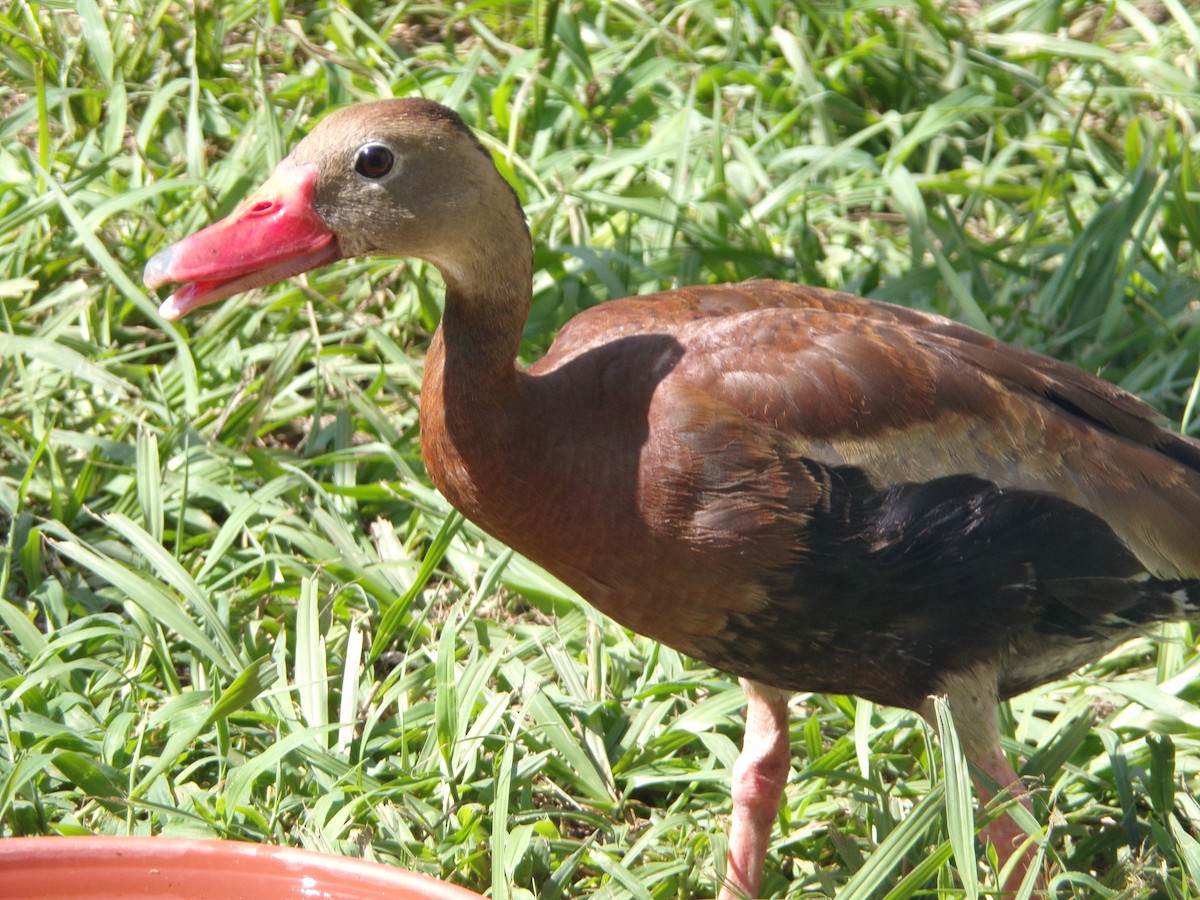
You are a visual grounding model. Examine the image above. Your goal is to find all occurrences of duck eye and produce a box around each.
[354,143,394,179]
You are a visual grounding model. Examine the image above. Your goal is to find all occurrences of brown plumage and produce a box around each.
[144,97,1200,897]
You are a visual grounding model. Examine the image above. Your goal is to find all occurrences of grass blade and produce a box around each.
[934,696,979,899]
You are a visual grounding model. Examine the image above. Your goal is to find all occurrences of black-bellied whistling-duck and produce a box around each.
[144,98,1200,897]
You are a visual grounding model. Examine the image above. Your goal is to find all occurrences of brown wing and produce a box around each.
[539,281,1200,577]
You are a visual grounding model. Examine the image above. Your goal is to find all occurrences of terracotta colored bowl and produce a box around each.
[0,836,483,899]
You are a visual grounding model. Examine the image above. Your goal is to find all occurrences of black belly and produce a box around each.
[691,471,1193,709]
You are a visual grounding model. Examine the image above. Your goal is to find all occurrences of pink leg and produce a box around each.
[972,744,1036,892]
[720,679,792,900]
[925,669,1039,894]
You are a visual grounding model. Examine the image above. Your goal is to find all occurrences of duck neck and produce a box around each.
[419,244,533,529]
[427,183,533,396]
[438,277,528,393]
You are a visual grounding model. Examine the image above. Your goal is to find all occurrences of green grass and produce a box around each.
[2,0,1200,896]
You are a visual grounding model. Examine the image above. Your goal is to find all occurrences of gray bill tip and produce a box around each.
[142,246,176,290]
